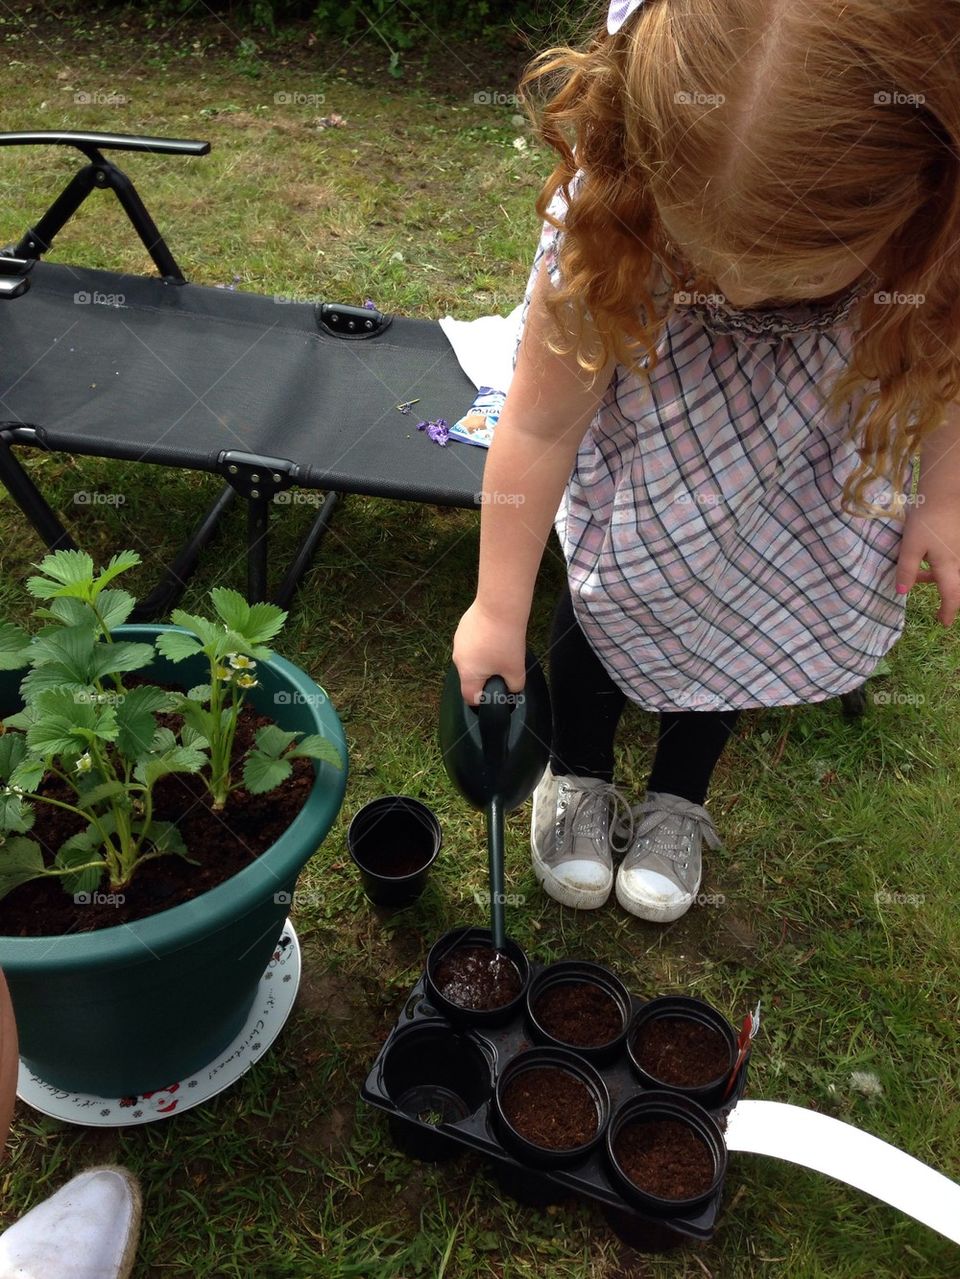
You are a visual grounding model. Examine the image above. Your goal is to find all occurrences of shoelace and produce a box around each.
[619,791,723,867]
[563,779,637,855]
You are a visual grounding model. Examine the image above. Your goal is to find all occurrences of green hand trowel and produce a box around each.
[438,651,552,951]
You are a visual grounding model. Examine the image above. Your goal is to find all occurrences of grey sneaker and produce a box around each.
[530,766,635,909]
[615,790,723,922]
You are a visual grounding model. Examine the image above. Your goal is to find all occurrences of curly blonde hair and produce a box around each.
[519,0,960,518]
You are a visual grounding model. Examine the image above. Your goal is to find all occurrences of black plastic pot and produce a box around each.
[626,996,737,1109]
[347,796,441,907]
[424,926,529,1027]
[605,1092,727,1217]
[526,960,632,1065]
[493,1046,610,1169]
[379,1020,493,1162]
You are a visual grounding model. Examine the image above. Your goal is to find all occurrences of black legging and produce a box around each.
[547,586,739,806]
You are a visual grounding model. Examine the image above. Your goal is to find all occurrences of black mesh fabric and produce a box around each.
[0,261,487,505]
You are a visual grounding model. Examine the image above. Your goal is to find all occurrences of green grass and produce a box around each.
[1,5,959,1276]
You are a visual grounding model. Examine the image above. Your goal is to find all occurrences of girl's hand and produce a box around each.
[452,599,528,707]
[895,495,960,626]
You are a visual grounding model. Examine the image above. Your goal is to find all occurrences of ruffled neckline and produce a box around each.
[672,270,877,338]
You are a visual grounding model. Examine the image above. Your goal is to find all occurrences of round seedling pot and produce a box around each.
[525,960,631,1064]
[626,996,737,1109]
[606,1092,727,1216]
[424,926,529,1027]
[347,796,441,907]
[380,1020,493,1162]
[494,1046,610,1169]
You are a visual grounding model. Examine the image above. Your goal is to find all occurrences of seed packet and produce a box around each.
[447,386,506,449]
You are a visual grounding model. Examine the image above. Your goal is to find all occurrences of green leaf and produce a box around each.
[91,550,141,597]
[0,732,28,783]
[27,625,97,679]
[8,755,45,794]
[0,836,46,900]
[34,597,92,629]
[174,696,214,740]
[95,588,136,631]
[54,828,107,895]
[26,549,95,599]
[180,724,209,751]
[26,689,119,756]
[243,601,286,645]
[145,820,188,857]
[186,684,211,703]
[88,640,155,682]
[0,790,34,834]
[115,685,176,760]
[168,610,223,650]
[209,587,250,632]
[288,733,344,769]
[253,724,299,759]
[133,744,206,787]
[155,629,204,663]
[2,707,37,733]
[0,621,32,670]
[210,589,286,647]
[243,750,292,794]
[74,779,129,811]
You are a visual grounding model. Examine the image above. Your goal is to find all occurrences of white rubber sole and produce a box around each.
[615,871,699,923]
[530,771,612,910]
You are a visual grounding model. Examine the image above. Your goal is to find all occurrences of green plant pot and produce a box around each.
[0,624,348,1096]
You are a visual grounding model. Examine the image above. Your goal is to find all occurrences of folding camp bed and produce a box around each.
[0,130,869,718]
[0,130,484,619]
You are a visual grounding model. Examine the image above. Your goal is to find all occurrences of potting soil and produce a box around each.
[501,1066,597,1149]
[634,1017,730,1087]
[533,981,623,1047]
[613,1119,715,1199]
[433,945,522,1010]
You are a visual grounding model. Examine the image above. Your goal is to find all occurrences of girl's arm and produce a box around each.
[895,402,960,626]
[454,264,617,705]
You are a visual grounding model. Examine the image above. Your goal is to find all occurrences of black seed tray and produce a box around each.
[361,965,750,1248]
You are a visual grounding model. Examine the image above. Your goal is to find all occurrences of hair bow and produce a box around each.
[607,1,645,34]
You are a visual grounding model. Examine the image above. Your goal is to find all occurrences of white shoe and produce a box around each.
[530,765,635,909]
[0,1166,141,1279]
[615,791,724,923]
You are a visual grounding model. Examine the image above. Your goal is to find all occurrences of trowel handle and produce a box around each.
[474,675,514,773]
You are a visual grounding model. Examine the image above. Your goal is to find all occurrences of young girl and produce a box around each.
[452,0,960,922]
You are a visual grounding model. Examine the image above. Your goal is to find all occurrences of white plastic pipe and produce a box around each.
[725,1100,960,1245]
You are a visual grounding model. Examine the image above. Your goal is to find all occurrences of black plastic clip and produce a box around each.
[316,301,391,339]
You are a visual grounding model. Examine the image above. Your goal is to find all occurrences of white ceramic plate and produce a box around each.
[16,919,301,1127]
